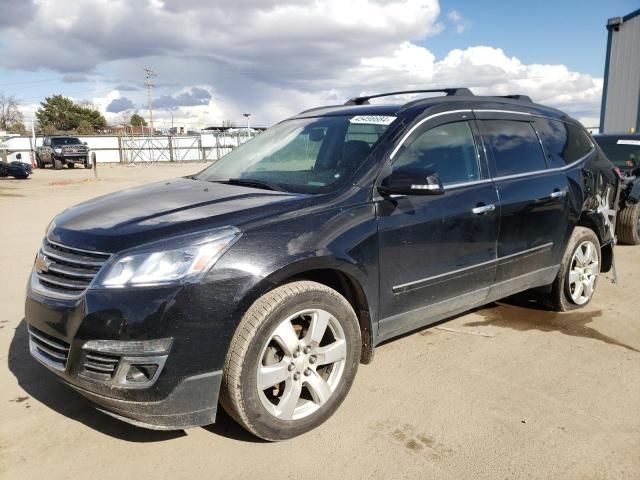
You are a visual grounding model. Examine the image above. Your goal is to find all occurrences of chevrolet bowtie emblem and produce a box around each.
[35,253,52,274]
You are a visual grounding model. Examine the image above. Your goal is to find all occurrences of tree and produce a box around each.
[222,119,235,128]
[35,95,106,133]
[8,121,27,135]
[76,119,94,135]
[130,113,147,127]
[0,94,25,132]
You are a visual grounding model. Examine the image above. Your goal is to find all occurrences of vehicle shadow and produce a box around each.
[464,293,640,353]
[8,320,268,443]
[378,291,639,354]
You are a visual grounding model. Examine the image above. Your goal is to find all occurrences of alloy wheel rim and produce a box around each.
[568,240,599,305]
[256,308,347,421]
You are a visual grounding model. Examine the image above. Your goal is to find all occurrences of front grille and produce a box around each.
[28,326,70,371]
[35,239,110,299]
[81,351,121,381]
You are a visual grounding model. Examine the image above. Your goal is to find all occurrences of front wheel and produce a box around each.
[53,157,63,170]
[547,227,601,311]
[220,281,361,441]
[84,155,93,169]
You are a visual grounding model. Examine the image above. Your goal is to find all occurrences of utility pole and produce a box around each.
[243,113,251,139]
[143,67,157,135]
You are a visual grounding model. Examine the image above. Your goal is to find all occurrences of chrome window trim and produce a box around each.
[381,107,594,194]
[389,109,473,159]
[392,242,553,293]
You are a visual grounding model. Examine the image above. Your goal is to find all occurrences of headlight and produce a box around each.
[91,227,240,288]
[54,148,63,154]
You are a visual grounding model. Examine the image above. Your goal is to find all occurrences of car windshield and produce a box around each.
[195,114,395,194]
[594,136,640,170]
[52,137,82,146]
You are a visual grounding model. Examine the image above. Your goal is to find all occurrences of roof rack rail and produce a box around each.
[344,88,474,106]
[495,94,533,102]
[297,105,342,115]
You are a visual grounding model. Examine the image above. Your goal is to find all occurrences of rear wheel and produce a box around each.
[220,281,361,441]
[67,162,75,169]
[53,157,63,170]
[546,227,601,311]
[617,203,640,245]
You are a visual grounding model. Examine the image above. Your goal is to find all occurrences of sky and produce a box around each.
[0,0,637,130]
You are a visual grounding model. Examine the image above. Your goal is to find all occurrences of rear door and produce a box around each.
[376,113,499,338]
[477,114,570,284]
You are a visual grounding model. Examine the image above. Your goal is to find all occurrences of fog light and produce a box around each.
[125,364,159,383]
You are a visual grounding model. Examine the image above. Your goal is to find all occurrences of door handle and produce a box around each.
[472,204,496,215]
[549,189,567,199]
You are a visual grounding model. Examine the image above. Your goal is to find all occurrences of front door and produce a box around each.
[376,113,499,339]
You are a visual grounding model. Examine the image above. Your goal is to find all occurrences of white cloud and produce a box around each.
[447,10,471,34]
[0,1,602,128]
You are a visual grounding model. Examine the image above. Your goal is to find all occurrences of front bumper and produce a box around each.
[24,273,255,429]
[69,370,222,430]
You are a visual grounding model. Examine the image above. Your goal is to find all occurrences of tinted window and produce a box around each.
[535,120,592,168]
[393,121,479,186]
[482,120,546,176]
[594,136,640,169]
[52,137,82,146]
[564,123,592,162]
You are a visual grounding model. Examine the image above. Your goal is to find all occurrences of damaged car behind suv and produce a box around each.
[25,89,618,440]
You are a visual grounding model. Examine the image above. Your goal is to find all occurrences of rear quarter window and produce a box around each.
[534,119,592,168]
[481,120,547,176]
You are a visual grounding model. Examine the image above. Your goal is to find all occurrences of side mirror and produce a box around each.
[379,168,445,196]
[16,153,22,160]
[83,142,88,146]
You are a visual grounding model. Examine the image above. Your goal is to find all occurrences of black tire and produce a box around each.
[53,157,63,170]
[67,162,75,169]
[36,155,45,169]
[220,281,361,441]
[85,156,93,169]
[546,227,601,312]
[616,203,640,245]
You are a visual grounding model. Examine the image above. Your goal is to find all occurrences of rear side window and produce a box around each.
[534,119,593,168]
[481,120,546,176]
[393,121,480,186]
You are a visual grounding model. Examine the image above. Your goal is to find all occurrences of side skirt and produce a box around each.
[375,265,559,344]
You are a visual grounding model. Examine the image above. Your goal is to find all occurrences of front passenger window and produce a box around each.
[393,121,480,186]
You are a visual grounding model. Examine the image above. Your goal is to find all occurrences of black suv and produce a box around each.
[25,89,618,440]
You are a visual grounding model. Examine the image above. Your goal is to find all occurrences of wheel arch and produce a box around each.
[575,211,613,273]
[238,258,376,364]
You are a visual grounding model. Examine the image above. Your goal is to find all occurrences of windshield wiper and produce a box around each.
[221,178,284,192]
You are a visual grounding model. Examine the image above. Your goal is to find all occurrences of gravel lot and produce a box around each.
[1,164,639,479]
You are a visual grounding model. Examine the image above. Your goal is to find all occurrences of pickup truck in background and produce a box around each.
[35,136,92,170]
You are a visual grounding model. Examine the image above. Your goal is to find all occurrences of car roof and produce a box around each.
[292,94,570,123]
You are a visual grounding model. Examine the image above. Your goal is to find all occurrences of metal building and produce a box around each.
[600,8,640,134]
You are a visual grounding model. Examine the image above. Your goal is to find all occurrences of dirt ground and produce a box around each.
[1,164,639,480]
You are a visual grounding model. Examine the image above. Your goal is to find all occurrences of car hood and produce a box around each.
[48,177,308,252]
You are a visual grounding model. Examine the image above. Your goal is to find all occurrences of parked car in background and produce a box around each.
[35,136,91,170]
[593,134,640,244]
[26,89,618,441]
[0,153,32,179]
